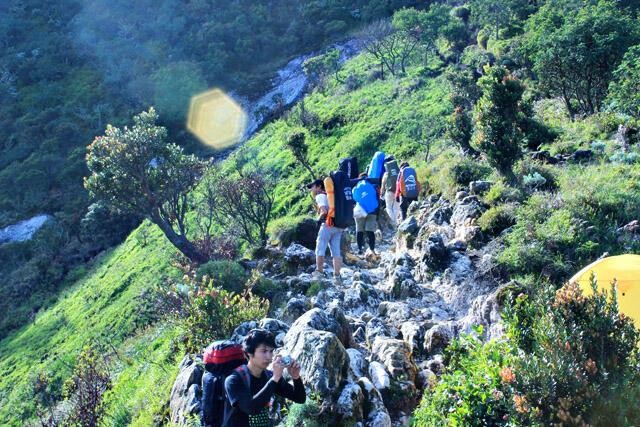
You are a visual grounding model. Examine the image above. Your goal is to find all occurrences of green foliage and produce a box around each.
[413,326,515,426]
[498,163,640,282]
[524,1,640,116]
[607,45,640,119]
[450,157,492,187]
[161,266,268,353]
[196,261,249,294]
[478,203,517,235]
[473,66,526,185]
[415,280,640,426]
[85,108,207,262]
[446,107,476,155]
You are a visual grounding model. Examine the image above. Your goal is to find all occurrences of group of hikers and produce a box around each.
[307,151,421,284]
[201,151,421,427]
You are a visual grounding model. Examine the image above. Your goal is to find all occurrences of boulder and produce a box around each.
[455,190,468,201]
[570,149,593,163]
[231,318,289,343]
[421,233,449,269]
[347,348,369,379]
[377,302,413,325]
[371,336,418,383]
[469,180,493,195]
[170,355,203,425]
[384,266,416,299]
[450,197,483,228]
[284,243,316,272]
[398,216,418,234]
[284,327,350,399]
[425,323,454,354]
[400,321,428,355]
[358,377,392,427]
[337,383,365,423]
[368,361,390,389]
[290,307,352,348]
[279,297,308,325]
[427,206,452,226]
[455,225,483,247]
[365,317,390,347]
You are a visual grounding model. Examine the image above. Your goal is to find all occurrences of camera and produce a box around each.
[279,356,292,367]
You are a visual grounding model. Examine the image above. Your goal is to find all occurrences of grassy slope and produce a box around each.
[0,223,180,424]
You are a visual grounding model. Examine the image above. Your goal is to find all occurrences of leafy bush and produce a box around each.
[450,157,492,187]
[196,260,249,293]
[473,66,526,186]
[482,180,525,207]
[478,203,517,235]
[610,151,640,164]
[415,280,640,426]
[160,270,269,353]
[445,107,477,156]
[607,45,640,120]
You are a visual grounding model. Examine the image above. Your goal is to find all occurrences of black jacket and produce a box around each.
[222,368,306,427]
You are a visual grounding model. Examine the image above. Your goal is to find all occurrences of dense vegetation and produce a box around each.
[1,0,640,425]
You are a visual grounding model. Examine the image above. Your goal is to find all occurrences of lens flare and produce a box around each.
[187,89,247,149]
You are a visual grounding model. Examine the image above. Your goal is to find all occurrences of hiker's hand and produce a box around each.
[287,359,301,380]
[395,196,399,202]
[271,355,284,382]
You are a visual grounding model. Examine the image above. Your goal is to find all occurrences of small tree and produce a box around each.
[473,66,525,186]
[357,19,400,78]
[447,107,478,156]
[285,131,315,180]
[607,45,640,120]
[200,168,275,247]
[63,346,112,427]
[85,108,208,263]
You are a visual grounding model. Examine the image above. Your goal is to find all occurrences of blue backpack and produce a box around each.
[368,151,386,180]
[352,180,379,214]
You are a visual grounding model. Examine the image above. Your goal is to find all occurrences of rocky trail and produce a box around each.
[171,188,508,426]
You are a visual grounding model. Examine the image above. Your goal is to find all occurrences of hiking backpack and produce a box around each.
[401,167,419,198]
[324,170,354,228]
[352,179,379,214]
[201,340,247,427]
[367,151,386,180]
[339,157,359,179]
[383,159,400,192]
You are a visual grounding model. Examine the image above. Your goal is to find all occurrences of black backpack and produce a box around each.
[339,157,359,179]
[201,340,246,427]
[326,170,354,229]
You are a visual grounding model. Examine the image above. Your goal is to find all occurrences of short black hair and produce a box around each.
[306,178,324,190]
[242,328,277,356]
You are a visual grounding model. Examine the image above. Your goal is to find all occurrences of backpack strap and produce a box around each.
[235,364,251,390]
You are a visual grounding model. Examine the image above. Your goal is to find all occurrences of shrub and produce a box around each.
[610,151,640,164]
[607,45,640,120]
[522,172,546,190]
[414,280,640,426]
[472,66,526,186]
[196,260,249,293]
[516,162,558,192]
[450,157,492,187]
[451,6,470,22]
[445,107,477,156]
[478,203,517,235]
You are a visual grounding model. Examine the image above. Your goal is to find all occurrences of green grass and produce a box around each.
[0,222,179,424]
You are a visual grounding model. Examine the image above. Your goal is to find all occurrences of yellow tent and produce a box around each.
[569,254,640,329]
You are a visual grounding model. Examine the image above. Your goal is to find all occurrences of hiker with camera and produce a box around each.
[222,329,305,427]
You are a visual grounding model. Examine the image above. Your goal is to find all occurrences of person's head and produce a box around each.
[358,172,368,178]
[385,155,395,162]
[306,178,324,196]
[400,161,409,168]
[242,329,277,369]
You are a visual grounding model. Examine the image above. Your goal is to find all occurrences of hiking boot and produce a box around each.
[333,273,343,286]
